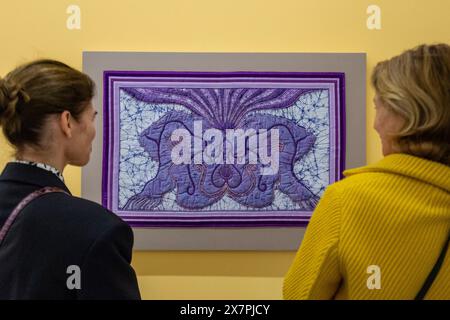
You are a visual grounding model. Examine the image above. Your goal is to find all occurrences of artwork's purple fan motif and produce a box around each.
[122,87,320,210]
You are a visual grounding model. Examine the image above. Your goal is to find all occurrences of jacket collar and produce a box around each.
[344,153,450,193]
[0,162,72,195]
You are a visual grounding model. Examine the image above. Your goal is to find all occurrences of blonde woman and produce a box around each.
[284,44,450,299]
[0,60,141,299]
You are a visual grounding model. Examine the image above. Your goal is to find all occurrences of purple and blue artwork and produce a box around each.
[103,71,345,227]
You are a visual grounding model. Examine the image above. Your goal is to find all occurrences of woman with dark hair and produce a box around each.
[0,59,141,299]
[284,44,449,299]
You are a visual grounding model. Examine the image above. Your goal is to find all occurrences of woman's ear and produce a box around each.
[59,110,73,138]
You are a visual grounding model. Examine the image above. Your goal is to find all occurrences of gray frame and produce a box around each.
[82,52,366,250]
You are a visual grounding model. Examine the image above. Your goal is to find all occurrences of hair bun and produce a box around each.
[0,77,30,123]
[0,77,8,117]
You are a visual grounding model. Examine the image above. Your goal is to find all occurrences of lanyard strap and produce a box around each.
[0,187,68,246]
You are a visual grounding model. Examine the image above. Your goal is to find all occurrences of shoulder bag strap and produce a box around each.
[0,187,69,246]
[415,229,450,300]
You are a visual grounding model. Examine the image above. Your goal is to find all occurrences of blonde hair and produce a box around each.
[371,43,450,165]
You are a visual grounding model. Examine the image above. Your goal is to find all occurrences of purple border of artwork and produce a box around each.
[102,71,346,228]
[339,73,346,180]
[103,72,344,226]
[104,72,343,226]
[102,72,109,209]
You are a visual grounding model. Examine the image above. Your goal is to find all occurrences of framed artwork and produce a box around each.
[102,71,345,227]
[82,52,365,250]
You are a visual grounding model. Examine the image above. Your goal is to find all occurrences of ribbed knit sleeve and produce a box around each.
[283,185,342,299]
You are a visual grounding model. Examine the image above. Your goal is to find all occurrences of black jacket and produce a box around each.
[0,162,141,300]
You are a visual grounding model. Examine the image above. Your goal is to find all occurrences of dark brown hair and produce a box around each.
[0,59,95,149]
[371,43,450,165]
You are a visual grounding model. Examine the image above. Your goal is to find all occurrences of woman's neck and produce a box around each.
[16,147,66,173]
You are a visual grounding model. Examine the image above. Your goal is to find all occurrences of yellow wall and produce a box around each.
[0,0,449,299]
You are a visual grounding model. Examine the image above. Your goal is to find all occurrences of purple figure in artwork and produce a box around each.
[122,88,319,210]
